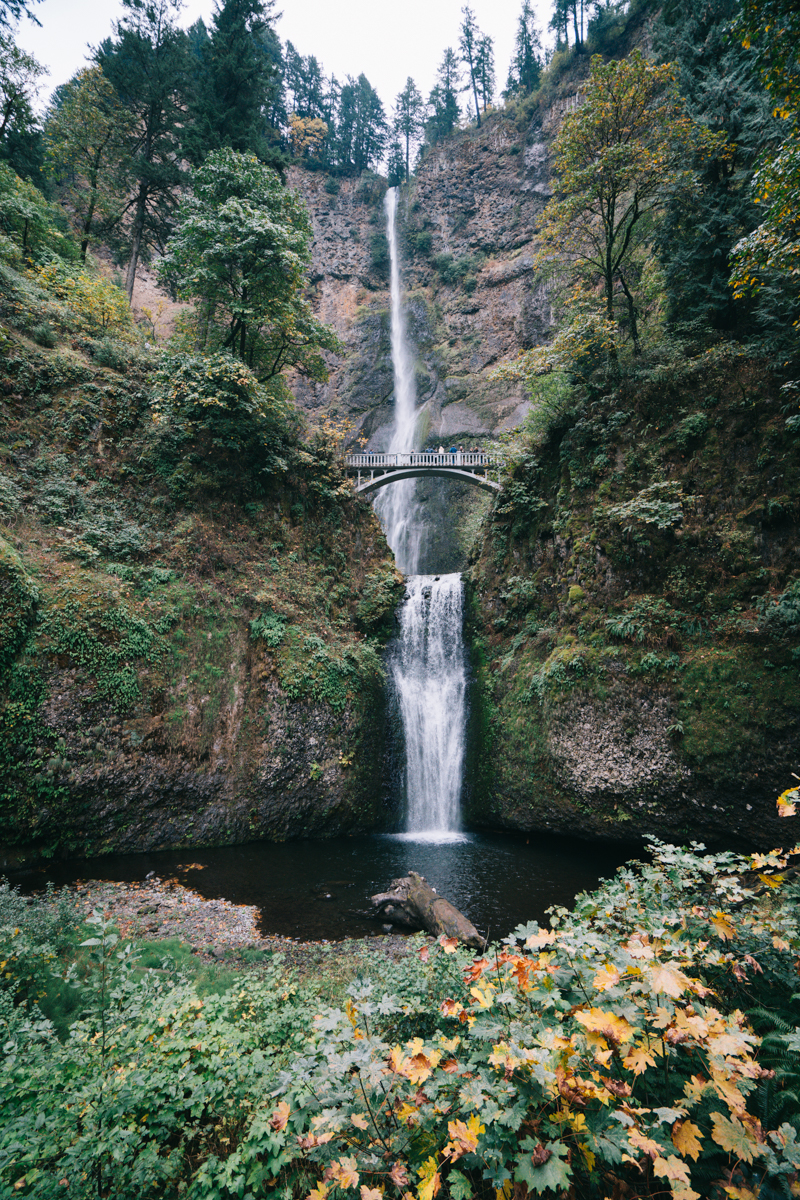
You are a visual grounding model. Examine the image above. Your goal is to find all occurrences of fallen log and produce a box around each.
[370,871,486,950]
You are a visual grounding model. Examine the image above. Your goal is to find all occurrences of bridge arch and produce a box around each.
[344,452,501,495]
[353,466,499,495]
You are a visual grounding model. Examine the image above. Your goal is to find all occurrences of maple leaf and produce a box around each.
[623,1043,657,1075]
[672,1120,703,1161]
[654,1154,693,1184]
[710,911,736,941]
[270,1100,290,1131]
[331,1158,360,1190]
[440,998,462,1017]
[351,1115,369,1131]
[593,963,621,991]
[389,1162,409,1189]
[524,929,557,949]
[710,1113,765,1163]
[647,963,693,998]
[307,1186,328,1200]
[446,1115,485,1160]
[439,936,459,953]
[360,1188,382,1200]
[417,1157,441,1200]
[772,935,791,951]
[574,1007,636,1044]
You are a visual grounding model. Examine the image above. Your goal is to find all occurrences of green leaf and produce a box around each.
[515,1139,571,1194]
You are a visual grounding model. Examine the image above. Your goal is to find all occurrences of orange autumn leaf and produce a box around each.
[331,1158,360,1190]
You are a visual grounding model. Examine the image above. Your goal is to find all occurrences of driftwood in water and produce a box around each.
[370,871,486,950]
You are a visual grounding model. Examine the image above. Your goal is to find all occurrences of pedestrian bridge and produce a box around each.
[344,451,501,494]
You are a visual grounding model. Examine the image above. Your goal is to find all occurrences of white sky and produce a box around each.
[16,0,553,118]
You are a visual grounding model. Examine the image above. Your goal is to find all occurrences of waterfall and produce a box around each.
[373,188,424,574]
[390,575,467,837]
[375,188,468,841]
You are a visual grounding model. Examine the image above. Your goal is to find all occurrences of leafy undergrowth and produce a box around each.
[2,839,800,1199]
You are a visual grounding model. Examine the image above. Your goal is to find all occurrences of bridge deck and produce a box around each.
[344,452,500,494]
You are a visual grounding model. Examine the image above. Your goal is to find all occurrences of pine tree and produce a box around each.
[505,0,542,98]
[184,0,283,168]
[475,33,495,113]
[393,76,424,182]
[653,0,781,331]
[426,48,460,143]
[95,0,188,300]
[335,74,386,175]
[458,6,482,127]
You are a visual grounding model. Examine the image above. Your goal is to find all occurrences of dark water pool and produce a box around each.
[11,830,639,942]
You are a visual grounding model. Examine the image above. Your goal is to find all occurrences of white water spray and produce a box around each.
[375,189,468,839]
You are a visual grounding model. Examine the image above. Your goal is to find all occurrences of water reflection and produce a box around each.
[12,831,639,943]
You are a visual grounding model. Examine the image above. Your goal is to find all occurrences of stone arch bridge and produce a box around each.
[344,452,501,495]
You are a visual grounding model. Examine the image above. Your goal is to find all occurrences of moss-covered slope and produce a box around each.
[467,349,800,847]
[0,266,403,866]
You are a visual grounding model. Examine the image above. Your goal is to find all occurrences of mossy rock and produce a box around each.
[0,536,38,670]
[568,585,585,604]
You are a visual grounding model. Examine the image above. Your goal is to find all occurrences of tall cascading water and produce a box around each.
[376,188,468,839]
[373,188,425,574]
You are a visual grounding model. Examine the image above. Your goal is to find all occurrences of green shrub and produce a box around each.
[0,537,38,671]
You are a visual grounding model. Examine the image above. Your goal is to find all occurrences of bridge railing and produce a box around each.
[345,451,494,469]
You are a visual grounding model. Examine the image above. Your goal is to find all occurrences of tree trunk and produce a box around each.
[125,185,147,303]
[370,872,486,950]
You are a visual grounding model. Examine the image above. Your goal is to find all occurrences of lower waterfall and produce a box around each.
[389,574,468,839]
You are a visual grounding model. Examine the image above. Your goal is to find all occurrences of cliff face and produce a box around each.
[287,103,558,449]
[0,284,403,867]
[464,355,800,850]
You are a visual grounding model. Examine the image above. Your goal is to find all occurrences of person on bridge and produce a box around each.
[438,445,444,462]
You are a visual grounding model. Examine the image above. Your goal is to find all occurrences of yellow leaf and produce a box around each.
[772,936,790,951]
[574,1007,636,1044]
[593,963,620,991]
[623,1043,657,1075]
[647,963,693,998]
[654,1154,693,1184]
[709,1113,764,1163]
[672,1120,703,1161]
[351,1114,368,1131]
[710,911,736,941]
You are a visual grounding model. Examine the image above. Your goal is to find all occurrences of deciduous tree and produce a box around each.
[44,66,133,261]
[158,148,340,380]
[536,49,721,350]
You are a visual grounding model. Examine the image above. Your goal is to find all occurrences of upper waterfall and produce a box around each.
[373,188,424,574]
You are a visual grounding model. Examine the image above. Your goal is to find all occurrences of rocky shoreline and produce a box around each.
[70,878,412,971]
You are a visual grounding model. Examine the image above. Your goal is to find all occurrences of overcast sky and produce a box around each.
[16,0,553,118]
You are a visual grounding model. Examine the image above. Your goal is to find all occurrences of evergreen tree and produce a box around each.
[184,0,283,168]
[505,0,542,98]
[458,6,482,127]
[0,0,38,28]
[475,33,495,113]
[393,76,424,182]
[335,74,386,175]
[549,0,586,48]
[0,33,43,151]
[426,47,460,143]
[95,0,188,300]
[386,137,405,187]
[653,0,781,331]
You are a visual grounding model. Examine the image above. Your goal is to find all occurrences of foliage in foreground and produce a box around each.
[2,839,800,1200]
